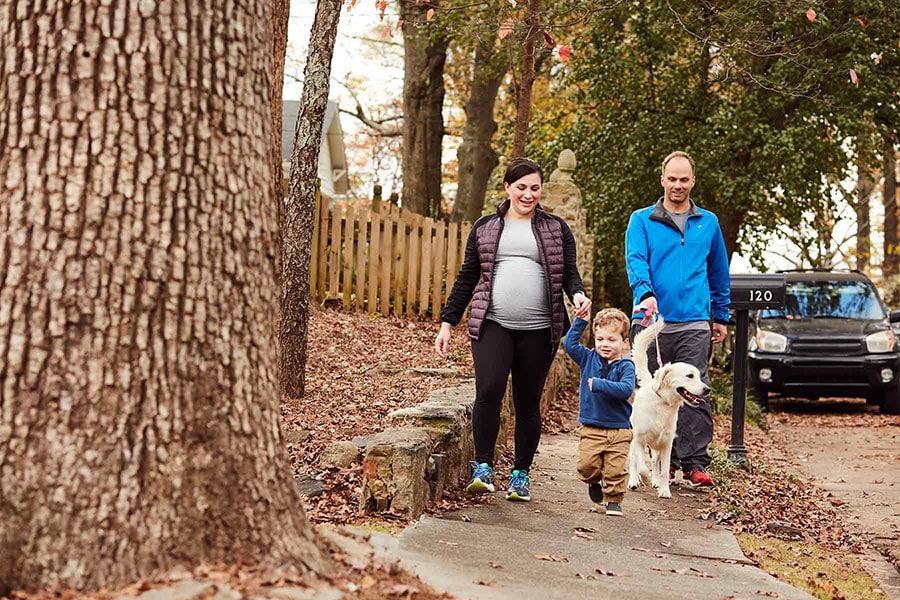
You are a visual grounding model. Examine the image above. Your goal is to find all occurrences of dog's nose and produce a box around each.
[702,386,710,396]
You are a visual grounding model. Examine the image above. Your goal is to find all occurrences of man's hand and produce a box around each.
[640,296,658,316]
[635,296,658,326]
[573,292,592,319]
[587,377,593,390]
[712,322,727,344]
[435,322,452,358]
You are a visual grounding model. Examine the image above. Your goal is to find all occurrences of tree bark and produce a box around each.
[855,155,875,272]
[883,131,899,276]
[400,0,447,217]
[272,0,291,289]
[282,0,343,399]
[452,41,505,222]
[0,0,331,592]
[512,0,541,157]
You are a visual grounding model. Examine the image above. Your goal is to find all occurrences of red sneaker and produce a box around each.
[683,469,714,488]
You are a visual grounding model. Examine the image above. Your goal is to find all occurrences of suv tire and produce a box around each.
[882,386,900,415]
[752,387,769,412]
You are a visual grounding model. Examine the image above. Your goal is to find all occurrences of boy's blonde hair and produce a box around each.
[592,308,630,340]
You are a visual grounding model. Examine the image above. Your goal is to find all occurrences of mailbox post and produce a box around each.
[728,274,786,466]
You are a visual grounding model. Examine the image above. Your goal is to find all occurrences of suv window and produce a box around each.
[759,280,886,321]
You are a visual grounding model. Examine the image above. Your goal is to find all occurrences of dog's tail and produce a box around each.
[632,316,665,387]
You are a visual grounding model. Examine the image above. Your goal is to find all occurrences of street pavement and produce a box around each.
[767,405,900,599]
[368,432,814,600]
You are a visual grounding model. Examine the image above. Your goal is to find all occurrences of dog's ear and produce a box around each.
[656,364,672,388]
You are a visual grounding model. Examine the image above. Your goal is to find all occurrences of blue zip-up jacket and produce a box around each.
[563,318,635,429]
[625,199,731,324]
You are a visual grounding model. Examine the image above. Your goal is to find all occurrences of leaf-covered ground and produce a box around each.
[287,305,580,524]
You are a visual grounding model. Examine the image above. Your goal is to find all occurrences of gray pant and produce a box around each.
[630,324,713,471]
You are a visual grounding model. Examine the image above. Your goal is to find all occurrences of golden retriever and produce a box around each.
[627,317,709,498]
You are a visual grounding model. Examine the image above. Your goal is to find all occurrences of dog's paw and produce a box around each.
[627,477,640,490]
[657,487,672,499]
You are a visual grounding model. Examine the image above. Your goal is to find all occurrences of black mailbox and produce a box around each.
[727,272,786,468]
[730,273,787,310]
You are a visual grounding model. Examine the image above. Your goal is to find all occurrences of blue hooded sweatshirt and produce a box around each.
[563,317,635,429]
[625,199,730,324]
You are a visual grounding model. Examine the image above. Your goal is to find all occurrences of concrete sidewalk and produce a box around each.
[371,433,813,600]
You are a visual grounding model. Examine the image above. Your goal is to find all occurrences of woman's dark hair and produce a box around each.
[503,157,544,185]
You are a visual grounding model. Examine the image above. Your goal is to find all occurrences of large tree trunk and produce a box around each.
[883,131,899,276]
[272,0,291,288]
[452,41,505,222]
[282,0,343,399]
[400,0,447,217]
[511,0,541,157]
[855,154,875,272]
[0,0,331,592]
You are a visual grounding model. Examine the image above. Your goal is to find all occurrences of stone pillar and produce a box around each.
[541,149,594,298]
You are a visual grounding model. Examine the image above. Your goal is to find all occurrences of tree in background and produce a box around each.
[400,0,448,217]
[525,0,898,306]
[282,0,344,398]
[0,0,332,591]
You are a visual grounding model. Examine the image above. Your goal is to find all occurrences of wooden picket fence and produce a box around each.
[310,193,473,319]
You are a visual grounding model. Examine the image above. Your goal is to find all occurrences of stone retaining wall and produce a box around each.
[359,350,572,519]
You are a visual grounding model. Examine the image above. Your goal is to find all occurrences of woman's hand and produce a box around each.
[435,322,453,358]
[572,292,592,319]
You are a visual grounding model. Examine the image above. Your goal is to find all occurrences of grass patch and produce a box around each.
[737,534,886,600]
[709,369,766,430]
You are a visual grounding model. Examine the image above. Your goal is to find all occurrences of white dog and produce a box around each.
[627,317,709,498]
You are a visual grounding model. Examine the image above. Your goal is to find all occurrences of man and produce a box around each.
[624,151,730,488]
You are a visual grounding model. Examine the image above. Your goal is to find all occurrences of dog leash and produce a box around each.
[651,313,663,367]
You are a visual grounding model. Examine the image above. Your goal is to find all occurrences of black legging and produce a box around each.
[471,320,555,472]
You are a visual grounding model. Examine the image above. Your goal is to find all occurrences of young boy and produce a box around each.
[563,308,636,516]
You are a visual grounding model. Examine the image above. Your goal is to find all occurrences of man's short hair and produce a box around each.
[592,308,630,340]
[661,151,695,175]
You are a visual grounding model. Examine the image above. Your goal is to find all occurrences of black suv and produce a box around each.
[748,270,900,414]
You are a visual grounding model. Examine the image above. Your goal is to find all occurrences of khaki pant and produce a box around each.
[576,426,633,503]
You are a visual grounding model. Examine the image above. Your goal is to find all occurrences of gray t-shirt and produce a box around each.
[486,217,552,330]
[665,208,690,233]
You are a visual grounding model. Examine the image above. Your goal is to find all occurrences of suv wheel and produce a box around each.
[752,387,769,411]
[882,386,900,415]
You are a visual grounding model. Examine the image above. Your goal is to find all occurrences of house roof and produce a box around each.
[282,100,348,194]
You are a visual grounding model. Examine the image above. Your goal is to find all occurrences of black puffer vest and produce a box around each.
[440,200,585,348]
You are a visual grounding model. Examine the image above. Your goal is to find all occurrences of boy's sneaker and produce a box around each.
[669,465,677,484]
[605,501,623,516]
[466,461,495,493]
[506,469,531,501]
[588,482,604,503]
[683,468,714,488]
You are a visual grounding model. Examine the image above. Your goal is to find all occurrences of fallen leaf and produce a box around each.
[806,8,816,22]
[488,561,503,569]
[850,68,859,86]
[660,542,672,548]
[426,8,435,21]
[595,568,619,576]
[461,514,471,522]
[391,583,419,596]
[573,526,598,533]
[535,554,568,562]
[438,540,459,546]
[475,579,494,586]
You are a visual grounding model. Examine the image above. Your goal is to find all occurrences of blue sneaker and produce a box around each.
[466,461,495,493]
[506,469,531,502]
